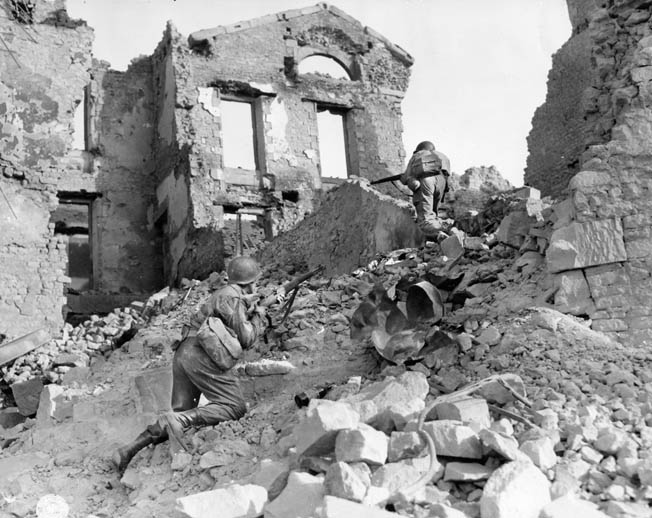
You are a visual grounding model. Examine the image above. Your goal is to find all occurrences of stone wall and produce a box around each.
[0,2,93,336]
[546,0,652,345]
[151,5,413,282]
[259,179,422,276]
[0,1,164,337]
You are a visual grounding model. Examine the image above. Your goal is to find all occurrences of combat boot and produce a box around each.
[158,408,204,452]
[112,423,166,472]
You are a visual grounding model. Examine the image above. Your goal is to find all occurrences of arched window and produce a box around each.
[298,55,351,80]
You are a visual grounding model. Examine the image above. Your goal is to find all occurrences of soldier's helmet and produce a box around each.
[227,256,262,285]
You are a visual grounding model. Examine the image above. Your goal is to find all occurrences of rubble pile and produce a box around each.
[1,196,651,517]
[1,306,145,388]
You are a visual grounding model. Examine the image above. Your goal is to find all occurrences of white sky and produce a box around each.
[66,0,571,186]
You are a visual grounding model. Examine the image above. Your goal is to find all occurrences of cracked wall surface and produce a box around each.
[542,0,652,345]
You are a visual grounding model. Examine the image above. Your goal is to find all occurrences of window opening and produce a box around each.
[221,99,256,171]
[282,190,300,203]
[298,55,350,80]
[52,194,94,291]
[317,107,349,179]
[72,87,87,151]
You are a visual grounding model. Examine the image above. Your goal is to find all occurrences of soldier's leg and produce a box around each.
[159,339,246,443]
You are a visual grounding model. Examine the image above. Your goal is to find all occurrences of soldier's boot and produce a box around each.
[158,408,203,452]
[112,423,166,472]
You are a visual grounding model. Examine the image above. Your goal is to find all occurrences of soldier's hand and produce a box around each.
[253,305,267,319]
[407,178,421,192]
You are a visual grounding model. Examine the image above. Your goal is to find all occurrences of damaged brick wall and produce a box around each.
[545,0,652,345]
[259,179,422,276]
[1,0,164,337]
[153,4,413,282]
[0,1,92,336]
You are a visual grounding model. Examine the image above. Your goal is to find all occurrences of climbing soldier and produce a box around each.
[113,256,268,471]
[400,140,451,239]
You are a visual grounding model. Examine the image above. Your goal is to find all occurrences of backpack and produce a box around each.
[410,150,443,179]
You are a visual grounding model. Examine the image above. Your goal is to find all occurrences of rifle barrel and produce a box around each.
[370,173,402,185]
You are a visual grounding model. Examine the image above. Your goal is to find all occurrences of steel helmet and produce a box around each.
[227,256,262,285]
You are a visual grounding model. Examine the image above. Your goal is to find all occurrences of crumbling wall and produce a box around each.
[0,2,93,336]
[525,32,597,197]
[90,59,162,293]
[546,0,652,345]
[259,179,422,275]
[162,5,412,281]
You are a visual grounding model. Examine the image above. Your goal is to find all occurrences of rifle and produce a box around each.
[247,265,325,326]
[370,173,403,185]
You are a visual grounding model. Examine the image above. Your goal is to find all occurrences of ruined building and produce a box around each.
[531,0,652,345]
[0,1,413,337]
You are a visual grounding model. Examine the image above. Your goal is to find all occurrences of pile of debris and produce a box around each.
[1,176,651,517]
[1,306,144,389]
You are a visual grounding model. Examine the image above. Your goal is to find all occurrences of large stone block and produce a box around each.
[539,494,609,518]
[434,398,491,428]
[335,425,388,466]
[11,377,44,416]
[343,371,428,431]
[324,462,368,502]
[134,367,172,413]
[547,219,627,273]
[480,461,550,518]
[293,400,360,456]
[264,471,324,518]
[553,270,597,316]
[319,495,400,517]
[496,211,535,248]
[387,431,426,462]
[176,484,267,518]
[420,420,483,459]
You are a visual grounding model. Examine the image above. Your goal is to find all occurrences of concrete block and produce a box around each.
[421,420,483,459]
[443,461,493,481]
[320,496,400,517]
[434,398,491,428]
[480,461,550,518]
[387,431,426,462]
[11,377,44,416]
[324,462,368,502]
[264,471,324,518]
[176,484,267,518]
[427,503,470,518]
[293,400,360,456]
[539,494,609,518]
[335,424,388,466]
